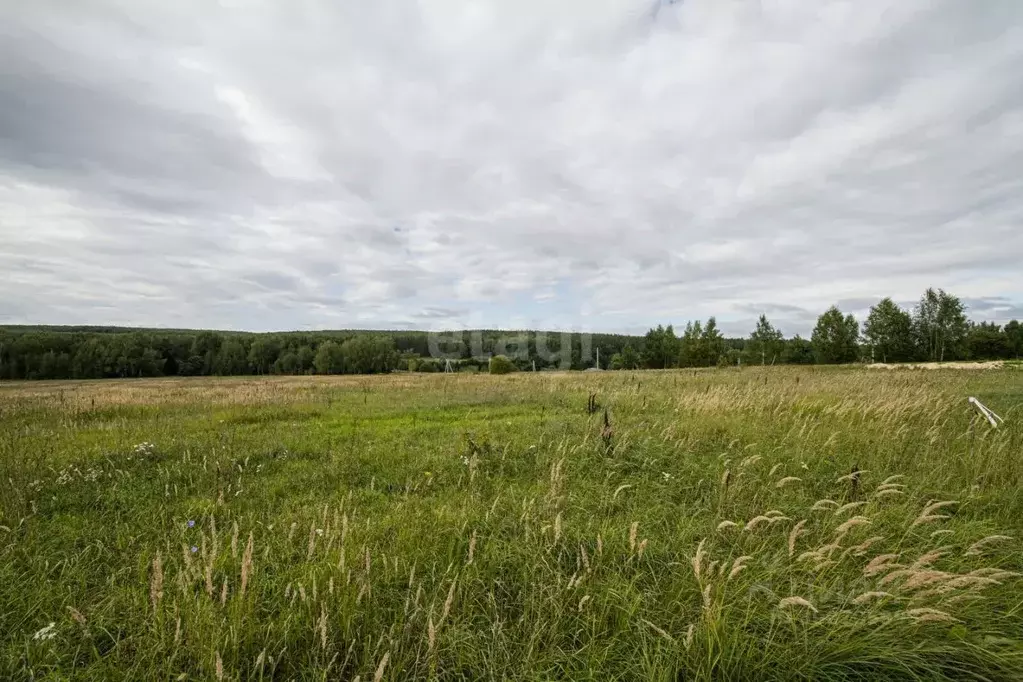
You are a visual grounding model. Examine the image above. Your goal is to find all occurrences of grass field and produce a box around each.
[1,368,1022,680]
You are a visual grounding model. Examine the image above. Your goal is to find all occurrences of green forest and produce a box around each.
[1,288,1020,380]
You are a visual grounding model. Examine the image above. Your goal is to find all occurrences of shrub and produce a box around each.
[489,355,514,375]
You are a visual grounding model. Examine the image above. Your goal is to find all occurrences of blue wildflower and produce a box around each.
[190,546,198,553]
[187,520,195,528]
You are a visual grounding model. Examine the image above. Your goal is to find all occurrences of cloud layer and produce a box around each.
[2,0,1022,336]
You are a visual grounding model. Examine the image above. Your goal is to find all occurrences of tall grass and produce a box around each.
[0,368,1021,679]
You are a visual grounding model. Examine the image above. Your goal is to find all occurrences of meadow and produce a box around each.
[1,367,1021,681]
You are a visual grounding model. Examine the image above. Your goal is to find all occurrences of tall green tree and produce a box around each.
[811,306,859,364]
[620,344,640,370]
[913,288,968,362]
[749,314,783,365]
[701,317,725,366]
[1005,320,1022,358]
[643,325,679,369]
[965,322,1012,360]
[678,321,704,367]
[862,298,913,363]
[296,346,315,374]
[341,335,397,374]
[313,341,345,375]
[248,337,281,375]
[782,335,814,364]
[214,339,250,376]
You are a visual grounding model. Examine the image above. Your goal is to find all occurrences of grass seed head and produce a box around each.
[788,520,807,557]
[778,596,817,613]
[150,553,164,611]
[853,591,893,605]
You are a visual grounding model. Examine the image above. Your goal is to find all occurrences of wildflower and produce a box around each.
[32,622,57,641]
[187,520,196,528]
[191,546,198,554]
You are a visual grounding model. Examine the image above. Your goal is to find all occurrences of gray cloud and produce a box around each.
[1,0,1022,335]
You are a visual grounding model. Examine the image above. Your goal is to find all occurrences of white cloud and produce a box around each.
[1,0,1022,334]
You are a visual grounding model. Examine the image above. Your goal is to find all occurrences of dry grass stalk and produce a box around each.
[836,470,868,483]
[863,554,902,577]
[728,556,751,580]
[921,500,958,516]
[181,543,193,572]
[554,514,563,545]
[911,549,949,569]
[441,578,457,623]
[231,522,239,559]
[683,623,695,650]
[900,570,953,591]
[834,502,866,516]
[776,477,801,488]
[739,455,762,469]
[835,516,871,536]
[965,535,1013,556]
[691,539,706,581]
[641,619,673,641]
[629,522,638,553]
[215,652,224,681]
[744,516,772,531]
[841,536,885,559]
[220,578,228,606]
[853,591,893,604]
[811,499,839,511]
[205,564,214,598]
[150,552,164,611]
[912,514,950,527]
[717,520,738,531]
[466,530,477,566]
[318,605,328,649]
[788,520,807,557]
[702,584,713,612]
[307,523,317,560]
[240,532,254,597]
[907,607,959,624]
[373,652,390,682]
[577,595,591,612]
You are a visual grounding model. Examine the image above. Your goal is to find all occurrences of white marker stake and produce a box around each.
[968,397,1004,428]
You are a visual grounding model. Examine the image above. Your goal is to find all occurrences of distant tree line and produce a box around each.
[1,289,1019,380]
[0,327,639,380]
[617,288,1022,370]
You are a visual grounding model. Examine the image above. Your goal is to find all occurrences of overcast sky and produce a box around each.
[2,0,1022,337]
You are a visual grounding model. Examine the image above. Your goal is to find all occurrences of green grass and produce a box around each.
[1,368,1022,680]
